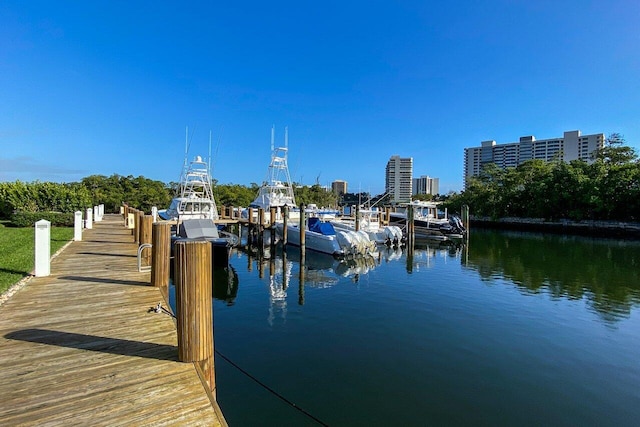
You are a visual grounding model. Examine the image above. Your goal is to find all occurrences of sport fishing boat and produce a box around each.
[158,153,219,222]
[244,126,299,224]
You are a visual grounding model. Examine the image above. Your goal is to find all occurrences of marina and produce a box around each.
[186,228,640,426]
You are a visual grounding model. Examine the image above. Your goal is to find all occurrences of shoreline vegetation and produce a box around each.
[471,217,640,239]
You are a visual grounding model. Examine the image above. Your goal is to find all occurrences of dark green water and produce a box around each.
[173,230,640,426]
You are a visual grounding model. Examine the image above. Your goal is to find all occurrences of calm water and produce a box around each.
[171,230,640,426]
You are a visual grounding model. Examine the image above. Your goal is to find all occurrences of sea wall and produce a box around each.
[470,217,640,239]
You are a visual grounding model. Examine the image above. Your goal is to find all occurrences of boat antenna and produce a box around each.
[208,130,213,173]
[285,126,288,149]
[211,127,222,174]
[185,126,188,157]
[180,126,189,181]
[271,125,275,152]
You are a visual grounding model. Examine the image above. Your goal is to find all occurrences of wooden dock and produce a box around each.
[0,214,226,426]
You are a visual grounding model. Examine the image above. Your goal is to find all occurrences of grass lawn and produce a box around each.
[0,225,74,295]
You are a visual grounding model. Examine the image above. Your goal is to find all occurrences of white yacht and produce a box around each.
[245,126,299,223]
[158,154,219,222]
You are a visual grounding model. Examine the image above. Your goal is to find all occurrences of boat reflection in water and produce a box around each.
[404,238,465,273]
[233,244,390,324]
[212,264,239,306]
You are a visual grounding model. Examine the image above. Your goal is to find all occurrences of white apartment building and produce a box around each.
[385,155,413,203]
[413,175,439,196]
[464,130,605,188]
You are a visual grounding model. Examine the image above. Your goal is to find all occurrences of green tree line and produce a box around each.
[4,134,636,224]
[443,134,640,222]
[0,176,341,222]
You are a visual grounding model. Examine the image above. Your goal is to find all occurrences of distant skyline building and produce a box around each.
[385,155,413,203]
[331,180,348,195]
[464,130,605,188]
[413,175,439,196]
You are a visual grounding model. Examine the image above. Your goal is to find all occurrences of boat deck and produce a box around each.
[0,214,226,426]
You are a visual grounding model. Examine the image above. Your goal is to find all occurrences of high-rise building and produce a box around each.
[413,176,439,196]
[331,180,348,195]
[464,130,605,188]
[385,155,413,203]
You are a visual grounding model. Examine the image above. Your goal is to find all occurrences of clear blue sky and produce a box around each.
[1,1,638,195]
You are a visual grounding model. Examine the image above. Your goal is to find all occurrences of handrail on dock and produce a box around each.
[137,243,153,272]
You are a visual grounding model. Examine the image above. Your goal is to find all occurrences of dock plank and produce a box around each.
[0,214,226,426]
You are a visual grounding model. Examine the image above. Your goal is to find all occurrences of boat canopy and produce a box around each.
[308,217,336,236]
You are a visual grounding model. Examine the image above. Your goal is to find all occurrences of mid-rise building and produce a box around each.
[331,180,348,195]
[385,155,413,203]
[464,130,605,188]
[413,176,439,196]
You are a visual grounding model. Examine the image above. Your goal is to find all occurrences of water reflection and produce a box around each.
[464,229,640,322]
[212,265,239,306]
[405,239,465,273]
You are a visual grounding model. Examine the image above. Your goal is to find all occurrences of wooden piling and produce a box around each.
[258,208,265,243]
[174,239,215,395]
[299,203,306,262]
[151,221,172,296]
[248,207,254,225]
[134,210,143,244]
[407,203,415,247]
[140,214,153,266]
[462,204,470,233]
[355,204,360,232]
[130,208,137,236]
[270,206,277,228]
[282,205,288,246]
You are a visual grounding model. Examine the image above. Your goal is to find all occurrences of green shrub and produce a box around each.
[10,211,75,227]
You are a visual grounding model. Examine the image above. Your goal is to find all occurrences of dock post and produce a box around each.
[34,219,51,277]
[74,211,83,241]
[135,210,143,244]
[462,204,470,234]
[140,215,153,266]
[407,203,415,247]
[270,206,277,228]
[355,204,360,232]
[151,221,172,297]
[174,239,215,396]
[130,208,137,236]
[258,208,265,243]
[282,205,288,247]
[248,207,254,225]
[299,203,306,263]
[86,207,93,229]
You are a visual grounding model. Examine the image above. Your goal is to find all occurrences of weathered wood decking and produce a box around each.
[0,214,226,426]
